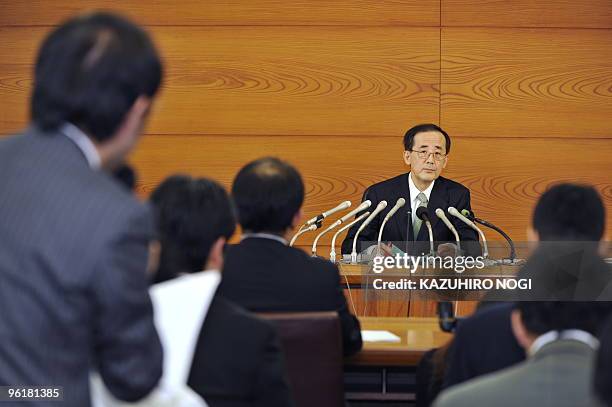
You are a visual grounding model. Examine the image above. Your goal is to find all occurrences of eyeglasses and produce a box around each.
[408,150,447,161]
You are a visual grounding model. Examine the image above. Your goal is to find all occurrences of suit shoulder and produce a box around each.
[366,173,408,194]
[438,176,470,194]
[436,364,525,407]
[209,295,275,339]
[290,247,339,274]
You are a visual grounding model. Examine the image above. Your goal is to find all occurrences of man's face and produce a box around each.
[403,130,448,185]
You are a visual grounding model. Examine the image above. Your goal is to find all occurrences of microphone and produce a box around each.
[377,198,406,252]
[304,200,351,226]
[416,206,435,255]
[351,201,387,263]
[310,200,372,257]
[435,208,461,251]
[461,209,515,260]
[448,207,488,258]
[289,223,320,247]
[338,200,372,224]
[329,211,371,262]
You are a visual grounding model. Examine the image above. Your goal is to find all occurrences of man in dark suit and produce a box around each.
[218,157,363,356]
[442,183,610,391]
[0,14,163,406]
[149,175,294,406]
[435,301,612,407]
[341,124,480,256]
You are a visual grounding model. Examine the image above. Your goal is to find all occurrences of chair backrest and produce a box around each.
[257,311,345,407]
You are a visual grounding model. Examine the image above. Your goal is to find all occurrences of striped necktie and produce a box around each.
[413,192,428,237]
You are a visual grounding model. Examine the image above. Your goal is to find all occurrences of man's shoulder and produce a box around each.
[453,303,514,347]
[206,295,275,342]
[436,362,527,407]
[436,176,470,194]
[366,173,408,194]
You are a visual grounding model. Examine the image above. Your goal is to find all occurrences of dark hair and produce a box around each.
[594,314,612,407]
[533,184,605,241]
[232,157,304,233]
[403,124,451,154]
[516,301,612,336]
[31,12,162,141]
[150,175,236,283]
[112,165,136,191]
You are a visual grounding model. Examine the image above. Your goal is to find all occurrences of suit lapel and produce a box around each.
[392,173,412,241]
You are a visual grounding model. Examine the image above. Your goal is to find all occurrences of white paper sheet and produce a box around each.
[361,330,401,343]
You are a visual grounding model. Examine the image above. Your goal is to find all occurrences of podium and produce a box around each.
[338,262,521,317]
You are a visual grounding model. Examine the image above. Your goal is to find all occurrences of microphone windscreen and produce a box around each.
[461,209,473,219]
[416,206,429,220]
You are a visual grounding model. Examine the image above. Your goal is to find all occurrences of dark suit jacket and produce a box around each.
[442,303,525,390]
[218,237,363,356]
[188,294,294,407]
[341,173,480,256]
[0,129,162,406]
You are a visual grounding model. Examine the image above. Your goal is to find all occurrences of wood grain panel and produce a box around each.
[441,28,612,138]
[0,26,440,136]
[129,135,612,246]
[0,0,439,27]
[443,0,612,28]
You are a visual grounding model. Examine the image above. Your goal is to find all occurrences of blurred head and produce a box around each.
[530,183,605,242]
[232,157,304,235]
[31,12,163,169]
[112,164,137,192]
[150,175,236,283]
[511,301,612,351]
[594,315,612,407]
[403,124,450,188]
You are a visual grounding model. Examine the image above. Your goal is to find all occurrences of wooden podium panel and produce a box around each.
[347,317,452,366]
[340,262,520,317]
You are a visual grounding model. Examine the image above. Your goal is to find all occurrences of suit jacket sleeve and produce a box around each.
[341,186,381,254]
[253,325,296,407]
[328,264,363,356]
[92,204,163,402]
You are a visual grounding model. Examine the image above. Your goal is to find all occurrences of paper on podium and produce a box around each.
[361,330,401,343]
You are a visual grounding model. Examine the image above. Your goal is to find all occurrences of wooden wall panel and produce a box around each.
[0,0,439,27]
[130,135,612,246]
[443,0,612,28]
[0,27,440,136]
[441,28,612,139]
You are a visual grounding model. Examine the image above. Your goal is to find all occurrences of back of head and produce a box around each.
[150,175,236,282]
[232,157,304,234]
[533,183,605,241]
[516,301,612,337]
[32,12,162,141]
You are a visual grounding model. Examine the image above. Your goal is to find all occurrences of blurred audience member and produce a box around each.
[430,184,610,405]
[435,301,612,407]
[0,13,163,406]
[149,175,294,407]
[218,157,362,356]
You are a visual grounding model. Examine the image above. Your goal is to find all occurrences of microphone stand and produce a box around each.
[473,218,516,261]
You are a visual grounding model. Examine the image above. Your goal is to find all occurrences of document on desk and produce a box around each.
[361,330,401,343]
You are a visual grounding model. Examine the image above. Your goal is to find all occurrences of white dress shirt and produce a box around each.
[408,172,435,225]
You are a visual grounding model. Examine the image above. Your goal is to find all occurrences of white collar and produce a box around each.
[529,329,599,356]
[60,122,101,170]
[241,233,288,246]
[408,172,435,204]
